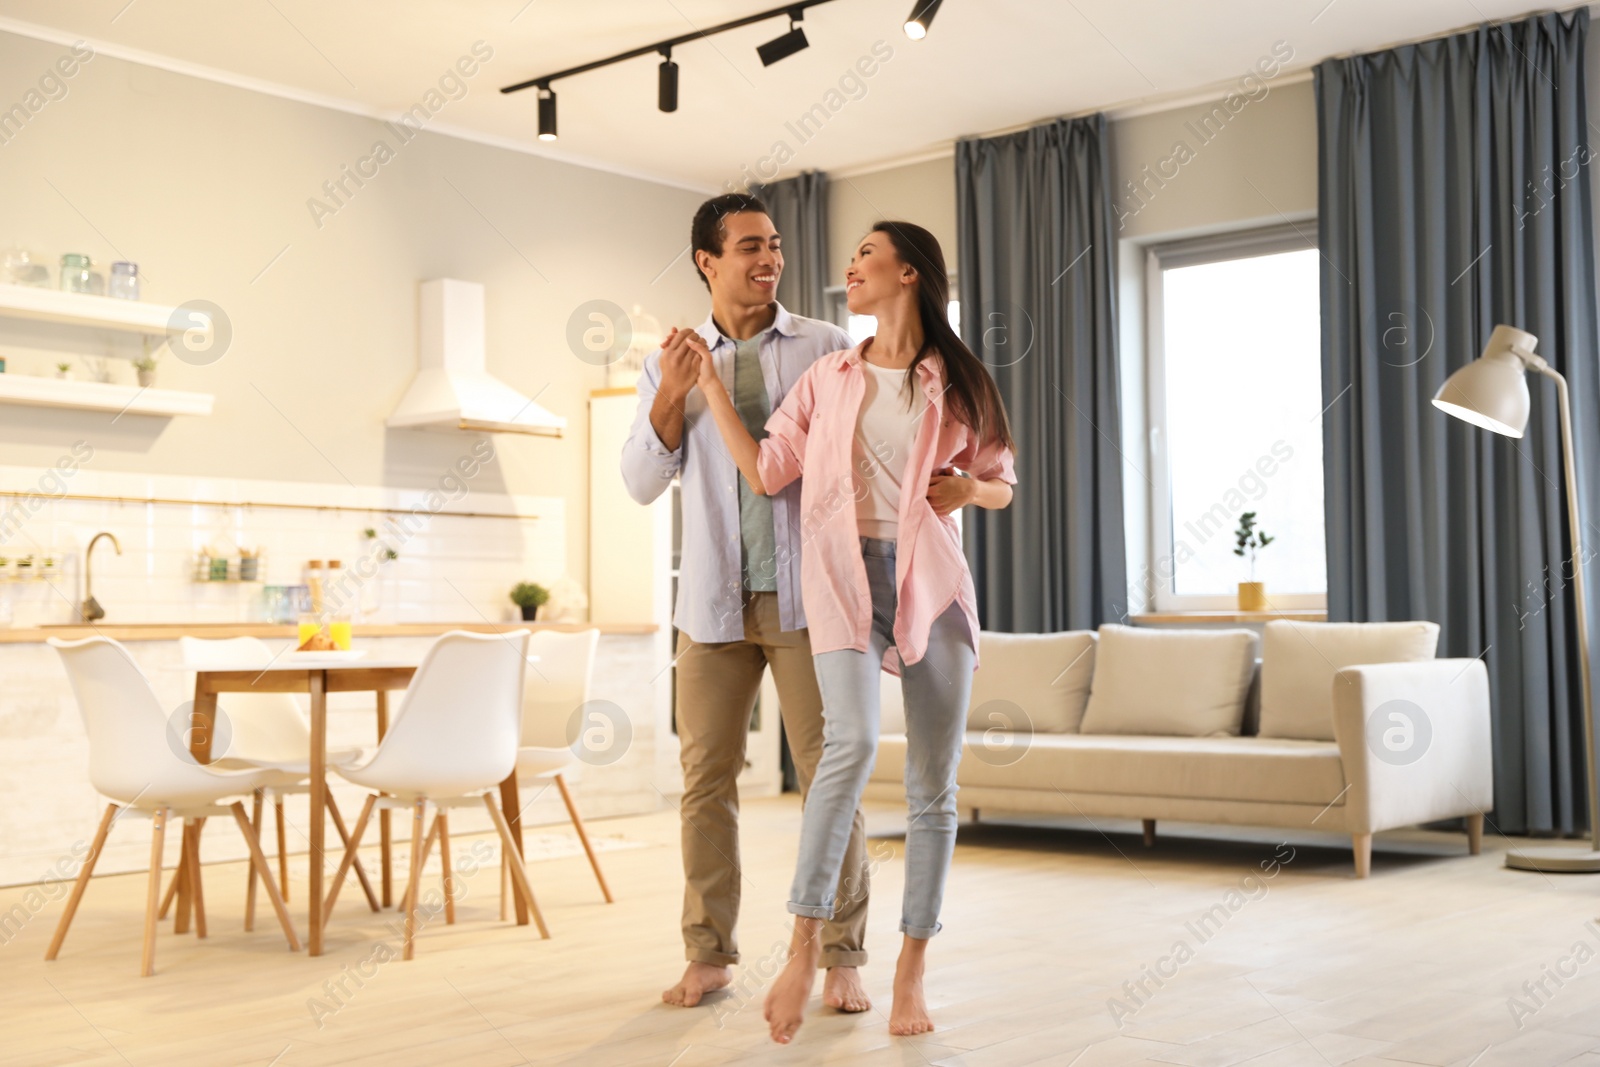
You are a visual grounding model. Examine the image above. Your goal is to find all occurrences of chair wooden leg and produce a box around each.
[436,812,456,925]
[1352,833,1372,879]
[141,807,169,977]
[244,789,264,932]
[403,799,426,961]
[483,795,549,938]
[375,690,393,909]
[186,817,208,939]
[328,793,380,913]
[1468,812,1484,855]
[173,821,194,935]
[398,817,440,913]
[275,798,289,903]
[322,795,375,921]
[556,774,613,903]
[45,803,117,961]
[499,850,510,922]
[1142,819,1157,848]
[158,860,181,921]
[230,802,300,952]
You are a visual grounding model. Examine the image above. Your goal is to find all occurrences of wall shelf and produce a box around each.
[0,374,213,417]
[0,282,193,337]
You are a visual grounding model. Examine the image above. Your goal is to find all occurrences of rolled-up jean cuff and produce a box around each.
[787,901,836,920]
[819,948,868,969]
[900,920,942,940]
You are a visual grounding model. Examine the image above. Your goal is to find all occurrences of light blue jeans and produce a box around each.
[788,536,974,939]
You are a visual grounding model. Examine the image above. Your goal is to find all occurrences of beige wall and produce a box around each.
[0,30,714,593]
[1111,78,1318,241]
[827,157,957,282]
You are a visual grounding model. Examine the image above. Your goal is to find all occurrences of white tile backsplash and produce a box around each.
[0,463,566,627]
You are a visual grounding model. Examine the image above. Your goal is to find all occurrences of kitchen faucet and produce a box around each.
[82,531,122,623]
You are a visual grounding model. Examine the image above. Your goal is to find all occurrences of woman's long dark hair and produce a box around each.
[869,220,1016,453]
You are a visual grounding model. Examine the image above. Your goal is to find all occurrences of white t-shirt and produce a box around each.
[853,360,922,539]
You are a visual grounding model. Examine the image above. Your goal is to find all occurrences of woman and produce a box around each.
[691,220,1017,1042]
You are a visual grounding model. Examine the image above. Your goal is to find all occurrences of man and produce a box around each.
[621,193,872,1012]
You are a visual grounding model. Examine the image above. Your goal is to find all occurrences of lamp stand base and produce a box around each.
[1505,846,1600,873]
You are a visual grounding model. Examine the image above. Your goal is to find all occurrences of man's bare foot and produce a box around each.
[662,961,732,1007]
[889,942,934,1036]
[822,966,871,1013]
[764,917,823,1043]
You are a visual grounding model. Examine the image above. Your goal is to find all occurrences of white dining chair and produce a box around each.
[176,636,379,927]
[500,628,613,916]
[322,630,547,958]
[46,636,300,976]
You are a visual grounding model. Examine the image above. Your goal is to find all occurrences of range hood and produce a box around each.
[387,278,566,438]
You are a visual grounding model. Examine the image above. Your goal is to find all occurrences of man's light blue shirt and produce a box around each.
[619,303,854,644]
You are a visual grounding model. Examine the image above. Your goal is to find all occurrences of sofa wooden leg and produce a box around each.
[1467,812,1483,856]
[1142,820,1156,848]
[971,808,980,824]
[1352,833,1372,878]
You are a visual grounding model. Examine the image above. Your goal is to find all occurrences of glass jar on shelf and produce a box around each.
[59,254,95,294]
[108,261,140,300]
[1,248,50,287]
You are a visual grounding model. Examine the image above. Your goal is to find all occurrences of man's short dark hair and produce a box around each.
[691,193,769,291]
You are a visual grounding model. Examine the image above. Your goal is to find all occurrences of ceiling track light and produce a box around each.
[537,84,557,140]
[658,49,679,113]
[757,10,809,67]
[500,0,847,134]
[904,0,944,40]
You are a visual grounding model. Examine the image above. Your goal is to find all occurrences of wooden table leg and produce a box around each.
[375,690,392,909]
[177,681,218,936]
[498,773,528,926]
[308,669,327,956]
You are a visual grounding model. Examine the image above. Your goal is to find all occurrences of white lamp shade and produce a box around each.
[1431,323,1537,438]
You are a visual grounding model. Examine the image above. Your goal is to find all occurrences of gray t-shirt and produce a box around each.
[733,334,777,592]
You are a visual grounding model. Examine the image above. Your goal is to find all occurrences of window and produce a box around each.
[1145,225,1326,610]
[827,288,959,344]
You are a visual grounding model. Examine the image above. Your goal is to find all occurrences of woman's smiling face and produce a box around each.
[845,232,907,316]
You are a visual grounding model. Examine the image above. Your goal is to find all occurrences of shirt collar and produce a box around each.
[696,302,794,351]
[841,338,944,386]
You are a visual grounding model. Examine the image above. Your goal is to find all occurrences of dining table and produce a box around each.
[179,648,538,956]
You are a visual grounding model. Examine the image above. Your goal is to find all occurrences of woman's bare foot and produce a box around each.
[822,966,872,1012]
[764,917,823,1043]
[889,936,934,1036]
[662,961,732,1007]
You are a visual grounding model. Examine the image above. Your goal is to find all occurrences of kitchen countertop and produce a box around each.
[0,620,658,643]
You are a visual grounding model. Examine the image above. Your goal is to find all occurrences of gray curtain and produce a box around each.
[752,171,829,320]
[1318,8,1600,835]
[956,114,1127,632]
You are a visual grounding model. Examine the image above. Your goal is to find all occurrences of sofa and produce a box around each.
[865,621,1493,877]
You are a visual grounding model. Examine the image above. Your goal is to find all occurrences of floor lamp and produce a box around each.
[1432,323,1600,872]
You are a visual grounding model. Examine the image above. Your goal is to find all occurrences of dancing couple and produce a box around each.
[621,193,1016,1042]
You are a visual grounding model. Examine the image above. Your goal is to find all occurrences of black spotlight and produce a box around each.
[757,12,809,66]
[658,52,679,112]
[537,85,557,140]
[904,0,943,39]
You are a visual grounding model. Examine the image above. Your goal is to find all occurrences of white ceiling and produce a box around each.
[0,0,1550,190]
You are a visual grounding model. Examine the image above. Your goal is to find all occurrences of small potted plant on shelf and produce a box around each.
[133,356,158,388]
[54,361,71,380]
[510,581,550,622]
[1234,511,1274,612]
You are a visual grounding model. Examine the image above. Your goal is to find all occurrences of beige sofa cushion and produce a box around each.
[967,630,1096,734]
[1259,620,1440,741]
[1079,625,1256,737]
[872,732,1346,807]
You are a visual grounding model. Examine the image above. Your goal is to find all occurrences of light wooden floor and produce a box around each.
[6,796,1600,1067]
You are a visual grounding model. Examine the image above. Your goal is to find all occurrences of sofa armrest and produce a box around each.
[1330,659,1493,834]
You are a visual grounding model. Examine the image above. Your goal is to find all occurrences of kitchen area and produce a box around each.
[0,24,772,894]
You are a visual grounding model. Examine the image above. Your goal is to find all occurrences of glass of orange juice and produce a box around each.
[329,616,352,651]
[297,613,324,647]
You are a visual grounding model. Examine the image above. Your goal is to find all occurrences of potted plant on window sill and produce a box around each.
[510,581,550,622]
[1234,511,1274,612]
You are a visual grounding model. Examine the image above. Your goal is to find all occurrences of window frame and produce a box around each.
[1144,222,1327,612]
